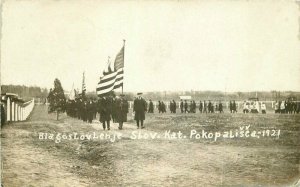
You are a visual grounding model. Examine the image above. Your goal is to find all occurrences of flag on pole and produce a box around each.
[96,43,125,96]
[113,45,124,89]
[114,46,124,71]
[82,72,86,94]
[69,83,75,100]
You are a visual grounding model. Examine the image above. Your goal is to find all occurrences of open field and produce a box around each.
[1,105,300,186]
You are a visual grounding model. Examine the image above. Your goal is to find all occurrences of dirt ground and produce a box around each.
[1,105,300,186]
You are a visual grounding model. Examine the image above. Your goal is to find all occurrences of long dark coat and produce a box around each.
[111,99,118,122]
[115,98,129,123]
[148,101,154,113]
[199,102,203,111]
[1,104,5,126]
[99,98,111,122]
[134,98,147,120]
[87,101,94,123]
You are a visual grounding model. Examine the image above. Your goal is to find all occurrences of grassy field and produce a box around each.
[1,105,299,186]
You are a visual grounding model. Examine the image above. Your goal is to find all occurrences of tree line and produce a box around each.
[2,84,299,102]
[84,90,300,101]
[1,85,48,101]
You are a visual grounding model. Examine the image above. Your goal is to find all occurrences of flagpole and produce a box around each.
[122,39,126,94]
[82,71,86,97]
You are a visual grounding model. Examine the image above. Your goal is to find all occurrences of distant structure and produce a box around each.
[179,96,192,100]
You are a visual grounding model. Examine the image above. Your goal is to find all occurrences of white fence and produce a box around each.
[3,95,35,122]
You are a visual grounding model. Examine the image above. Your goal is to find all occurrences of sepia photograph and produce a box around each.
[1,0,300,186]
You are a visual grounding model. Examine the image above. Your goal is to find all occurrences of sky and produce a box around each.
[1,0,300,93]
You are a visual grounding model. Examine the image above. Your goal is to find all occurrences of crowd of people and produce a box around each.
[48,91,300,131]
[64,94,129,130]
[150,100,300,114]
[63,93,148,130]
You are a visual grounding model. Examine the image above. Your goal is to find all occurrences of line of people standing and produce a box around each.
[66,99,97,123]
[179,100,224,113]
[65,95,129,130]
[274,100,300,114]
[158,101,167,113]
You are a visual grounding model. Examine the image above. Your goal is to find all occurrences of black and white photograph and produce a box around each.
[1,0,300,186]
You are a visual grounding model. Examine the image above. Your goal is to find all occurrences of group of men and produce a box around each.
[179,100,195,113]
[274,100,300,114]
[178,100,224,113]
[65,92,148,130]
[229,101,237,113]
[66,99,97,123]
[65,94,129,130]
[157,101,167,113]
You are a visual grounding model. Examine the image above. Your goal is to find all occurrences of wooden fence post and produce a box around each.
[6,97,11,122]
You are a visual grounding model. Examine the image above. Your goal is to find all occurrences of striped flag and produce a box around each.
[96,45,125,96]
[114,46,124,71]
[113,45,124,89]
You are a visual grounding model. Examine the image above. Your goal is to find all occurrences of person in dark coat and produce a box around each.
[148,99,154,113]
[82,101,88,122]
[87,100,94,123]
[77,99,83,119]
[208,101,213,113]
[169,101,173,113]
[158,101,162,113]
[1,103,6,127]
[115,94,129,130]
[189,101,193,113]
[184,100,188,113]
[232,100,237,113]
[218,101,223,113]
[99,96,112,130]
[180,100,184,113]
[161,102,166,113]
[229,101,233,113]
[192,101,196,113]
[199,101,203,113]
[203,101,207,113]
[133,93,147,129]
[172,100,176,113]
[111,97,118,123]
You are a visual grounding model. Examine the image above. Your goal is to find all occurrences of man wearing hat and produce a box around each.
[133,93,147,129]
[98,96,112,130]
[115,94,129,130]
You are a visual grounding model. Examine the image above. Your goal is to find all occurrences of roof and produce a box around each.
[179,96,192,100]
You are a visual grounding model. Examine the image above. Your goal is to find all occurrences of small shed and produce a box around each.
[179,96,192,100]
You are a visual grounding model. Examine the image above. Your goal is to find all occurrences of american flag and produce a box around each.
[96,44,124,96]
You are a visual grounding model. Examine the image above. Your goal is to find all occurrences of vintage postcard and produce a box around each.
[1,0,300,186]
